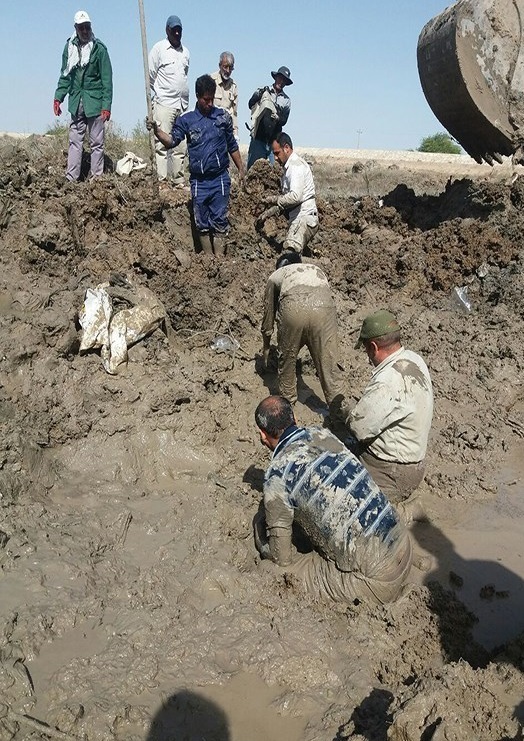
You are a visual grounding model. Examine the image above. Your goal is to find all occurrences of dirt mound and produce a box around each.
[0,137,523,740]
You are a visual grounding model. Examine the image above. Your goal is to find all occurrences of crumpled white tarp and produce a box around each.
[79,281,166,374]
[115,151,147,176]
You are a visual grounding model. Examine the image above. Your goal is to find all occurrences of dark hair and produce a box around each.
[275,132,293,149]
[195,74,216,98]
[368,330,401,350]
[276,251,301,270]
[255,396,294,438]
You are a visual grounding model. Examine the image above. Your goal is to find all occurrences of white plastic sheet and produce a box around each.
[115,151,147,176]
[79,281,166,374]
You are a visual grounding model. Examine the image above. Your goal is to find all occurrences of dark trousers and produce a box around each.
[191,171,231,234]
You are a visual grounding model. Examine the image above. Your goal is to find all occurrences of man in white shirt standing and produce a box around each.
[345,310,434,508]
[257,132,319,255]
[211,52,238,142]
[149,15,189,185]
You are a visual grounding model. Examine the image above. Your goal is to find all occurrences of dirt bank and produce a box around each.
[0,134,523,740]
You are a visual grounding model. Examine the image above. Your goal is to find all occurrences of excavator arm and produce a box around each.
[417,0,524,165]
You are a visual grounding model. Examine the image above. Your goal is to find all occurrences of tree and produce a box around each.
[417,132,462,154]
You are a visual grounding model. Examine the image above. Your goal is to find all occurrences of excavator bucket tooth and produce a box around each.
[417,0,524,165]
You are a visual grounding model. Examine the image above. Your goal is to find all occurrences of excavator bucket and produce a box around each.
[417,0,524,164]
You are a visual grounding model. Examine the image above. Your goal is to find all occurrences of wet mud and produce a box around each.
[0,135,523,740]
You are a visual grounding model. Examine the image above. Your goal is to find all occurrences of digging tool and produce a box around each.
[137,0,159,198]
[418,0,524,164]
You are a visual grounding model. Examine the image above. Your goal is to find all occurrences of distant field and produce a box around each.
[2,130,519,186]
[239,143,516,176]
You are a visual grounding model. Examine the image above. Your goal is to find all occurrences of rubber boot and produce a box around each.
[199,232,213,255]
[213,233,227,257]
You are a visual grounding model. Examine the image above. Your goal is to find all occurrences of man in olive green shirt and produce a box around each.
[211,52,238,141]
[53,10,113,181]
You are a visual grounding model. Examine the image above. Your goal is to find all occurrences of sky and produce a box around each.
[0,0,453,151]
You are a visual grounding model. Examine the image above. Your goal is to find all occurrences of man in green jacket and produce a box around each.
[53,10,113,181]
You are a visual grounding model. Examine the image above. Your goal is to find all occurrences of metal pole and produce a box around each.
[137,0,159,197]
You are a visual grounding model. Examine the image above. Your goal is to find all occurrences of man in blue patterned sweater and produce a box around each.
[254,395,413,605]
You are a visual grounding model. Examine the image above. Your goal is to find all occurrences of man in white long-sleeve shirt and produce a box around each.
[257,132,319,254]
[345,310,434,506]
[148,15,190,185]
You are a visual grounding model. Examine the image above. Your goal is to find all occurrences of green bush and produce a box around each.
[45,121,68,139]
[128,120,151,160]
[417,132,462,154]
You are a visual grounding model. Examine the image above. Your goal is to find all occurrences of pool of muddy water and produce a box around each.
[30,643,307,740]
[15,372,524,739]
[413,454,524,650]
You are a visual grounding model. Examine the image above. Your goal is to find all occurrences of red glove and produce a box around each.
[101,109,111,122]
[53,100,62,117]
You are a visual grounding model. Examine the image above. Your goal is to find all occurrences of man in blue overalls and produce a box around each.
[149,74,245,256]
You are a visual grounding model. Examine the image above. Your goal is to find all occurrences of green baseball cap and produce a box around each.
[355,309,400,348]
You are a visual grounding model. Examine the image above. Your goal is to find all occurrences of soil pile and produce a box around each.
[0,135,523,740]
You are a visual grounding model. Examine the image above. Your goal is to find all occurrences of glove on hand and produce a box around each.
[101,109,111,122]
[257,205,280,226]
[264,194,279,206]
[53,100,62,117]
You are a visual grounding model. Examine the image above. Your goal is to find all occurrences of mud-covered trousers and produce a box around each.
[360,450,426,506]
[254,511,413,606]
[277,292,343,409]
[66,102,105,181]
[285,527,412,604]
[191,171,231,235]
[284,218,319,254]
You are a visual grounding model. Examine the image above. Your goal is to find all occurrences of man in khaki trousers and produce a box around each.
[260,252,344,424]
[148,15,189,186]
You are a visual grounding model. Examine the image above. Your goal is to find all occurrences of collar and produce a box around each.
[371,346,404,377]
[283,150,299,171]
[273,424,305,458]
[164,39,184,52]
[72,34,95,46]
[271,85,288,99]
[194,104,218,120]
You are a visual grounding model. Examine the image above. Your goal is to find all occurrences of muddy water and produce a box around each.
[412,454,524,650]
[3,360,522,741]
[30,658,307,740]
[14,422,308,740]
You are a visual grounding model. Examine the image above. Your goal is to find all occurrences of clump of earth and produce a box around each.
[0,134,523,741]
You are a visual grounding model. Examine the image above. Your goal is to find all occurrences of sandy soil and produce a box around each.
[0,134,523,741]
